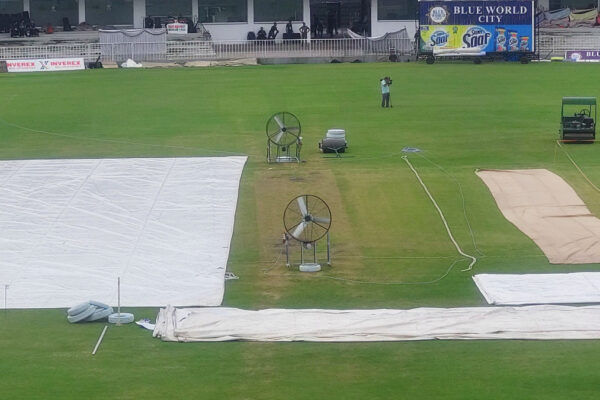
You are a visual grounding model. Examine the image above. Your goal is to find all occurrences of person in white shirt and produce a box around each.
[380,77,392,108]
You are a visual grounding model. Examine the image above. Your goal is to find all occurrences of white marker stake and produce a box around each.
[92,325,108,355]
[117,277,121,326]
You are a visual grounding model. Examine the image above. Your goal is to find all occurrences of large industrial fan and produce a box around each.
[266,112,302,163]
[283,194,332,272]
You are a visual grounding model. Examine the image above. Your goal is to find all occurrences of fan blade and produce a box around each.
[273,130,284,143]
[312,216,330,224]
[297,196,308,216]
[273,115,285,129]
[292,222,306,238]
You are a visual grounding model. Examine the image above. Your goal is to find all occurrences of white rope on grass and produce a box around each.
[262,244,286,274]
[416,152,485,257]
[264,238,468,285]
[402,156,477,271]
[308,258,466,285]
[556,140,600,193]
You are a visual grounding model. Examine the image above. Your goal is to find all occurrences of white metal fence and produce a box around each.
[0,38,413,62]
[2,35,598,62]
[538,35,600,57]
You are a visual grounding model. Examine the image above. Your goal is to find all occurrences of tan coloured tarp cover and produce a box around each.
[477,169,600,264]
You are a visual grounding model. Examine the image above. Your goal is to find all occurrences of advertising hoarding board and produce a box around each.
[419,1,535,54]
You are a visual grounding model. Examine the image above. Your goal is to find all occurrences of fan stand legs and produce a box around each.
[285,235,331,272]
[267,140,301,163]
[285,237,290,267]
[327,232,331,266]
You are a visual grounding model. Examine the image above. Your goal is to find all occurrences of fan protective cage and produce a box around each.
[266,112,301,147]
[284,194,332,243]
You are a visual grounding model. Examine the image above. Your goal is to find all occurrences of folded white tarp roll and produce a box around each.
[433,47,485,56]
[474,273,600,305]
[121,58,142,68]
[0,157,246,308]
[477,169,600,264]
[153,305,600,342]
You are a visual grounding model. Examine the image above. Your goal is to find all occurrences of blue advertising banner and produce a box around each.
[419,0,535,53]
[420,1,533,25]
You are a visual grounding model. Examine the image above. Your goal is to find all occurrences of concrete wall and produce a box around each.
[133,0,146,28]
[79,0,86,24]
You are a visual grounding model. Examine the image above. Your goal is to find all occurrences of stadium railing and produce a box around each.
[0,38,413,62]
[538,35,600,58]
[2,36,594,62]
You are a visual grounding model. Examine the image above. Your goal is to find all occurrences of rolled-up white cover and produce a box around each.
[153,305,600,342]
[474,273,600,305]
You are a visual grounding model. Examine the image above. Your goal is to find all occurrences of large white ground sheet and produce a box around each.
[477,168,600,264]
[0,157,247,309]
[153,305,600,342]
[473,273,600,305]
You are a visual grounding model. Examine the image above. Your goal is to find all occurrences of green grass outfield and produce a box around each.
[1,62,600,399]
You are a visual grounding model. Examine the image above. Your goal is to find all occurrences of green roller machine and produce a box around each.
[560,97,596,142]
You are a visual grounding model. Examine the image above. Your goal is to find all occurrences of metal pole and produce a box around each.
[327,232,331,266]
[285,237,290,267]
[92,325,108,355]
[300,243,304,264]
[4,284,8,314]
[117,277,121,326]
[313,241,317,263]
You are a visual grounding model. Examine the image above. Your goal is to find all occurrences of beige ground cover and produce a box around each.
[477,168,600,264]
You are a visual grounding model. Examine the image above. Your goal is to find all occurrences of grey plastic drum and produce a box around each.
[89,300,111,310]
[67,305,97,323]
[86,307,114,322]
[108,312,135,324]
[67,302,91,316]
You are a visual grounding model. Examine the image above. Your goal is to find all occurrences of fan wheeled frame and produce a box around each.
[282,194,332,271]
[266,112,302,163]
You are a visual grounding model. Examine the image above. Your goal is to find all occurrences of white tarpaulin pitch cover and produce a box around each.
[0,157,247,309]
[477,168,600,264]
[474,273,600,305]
[153,305,600,342]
